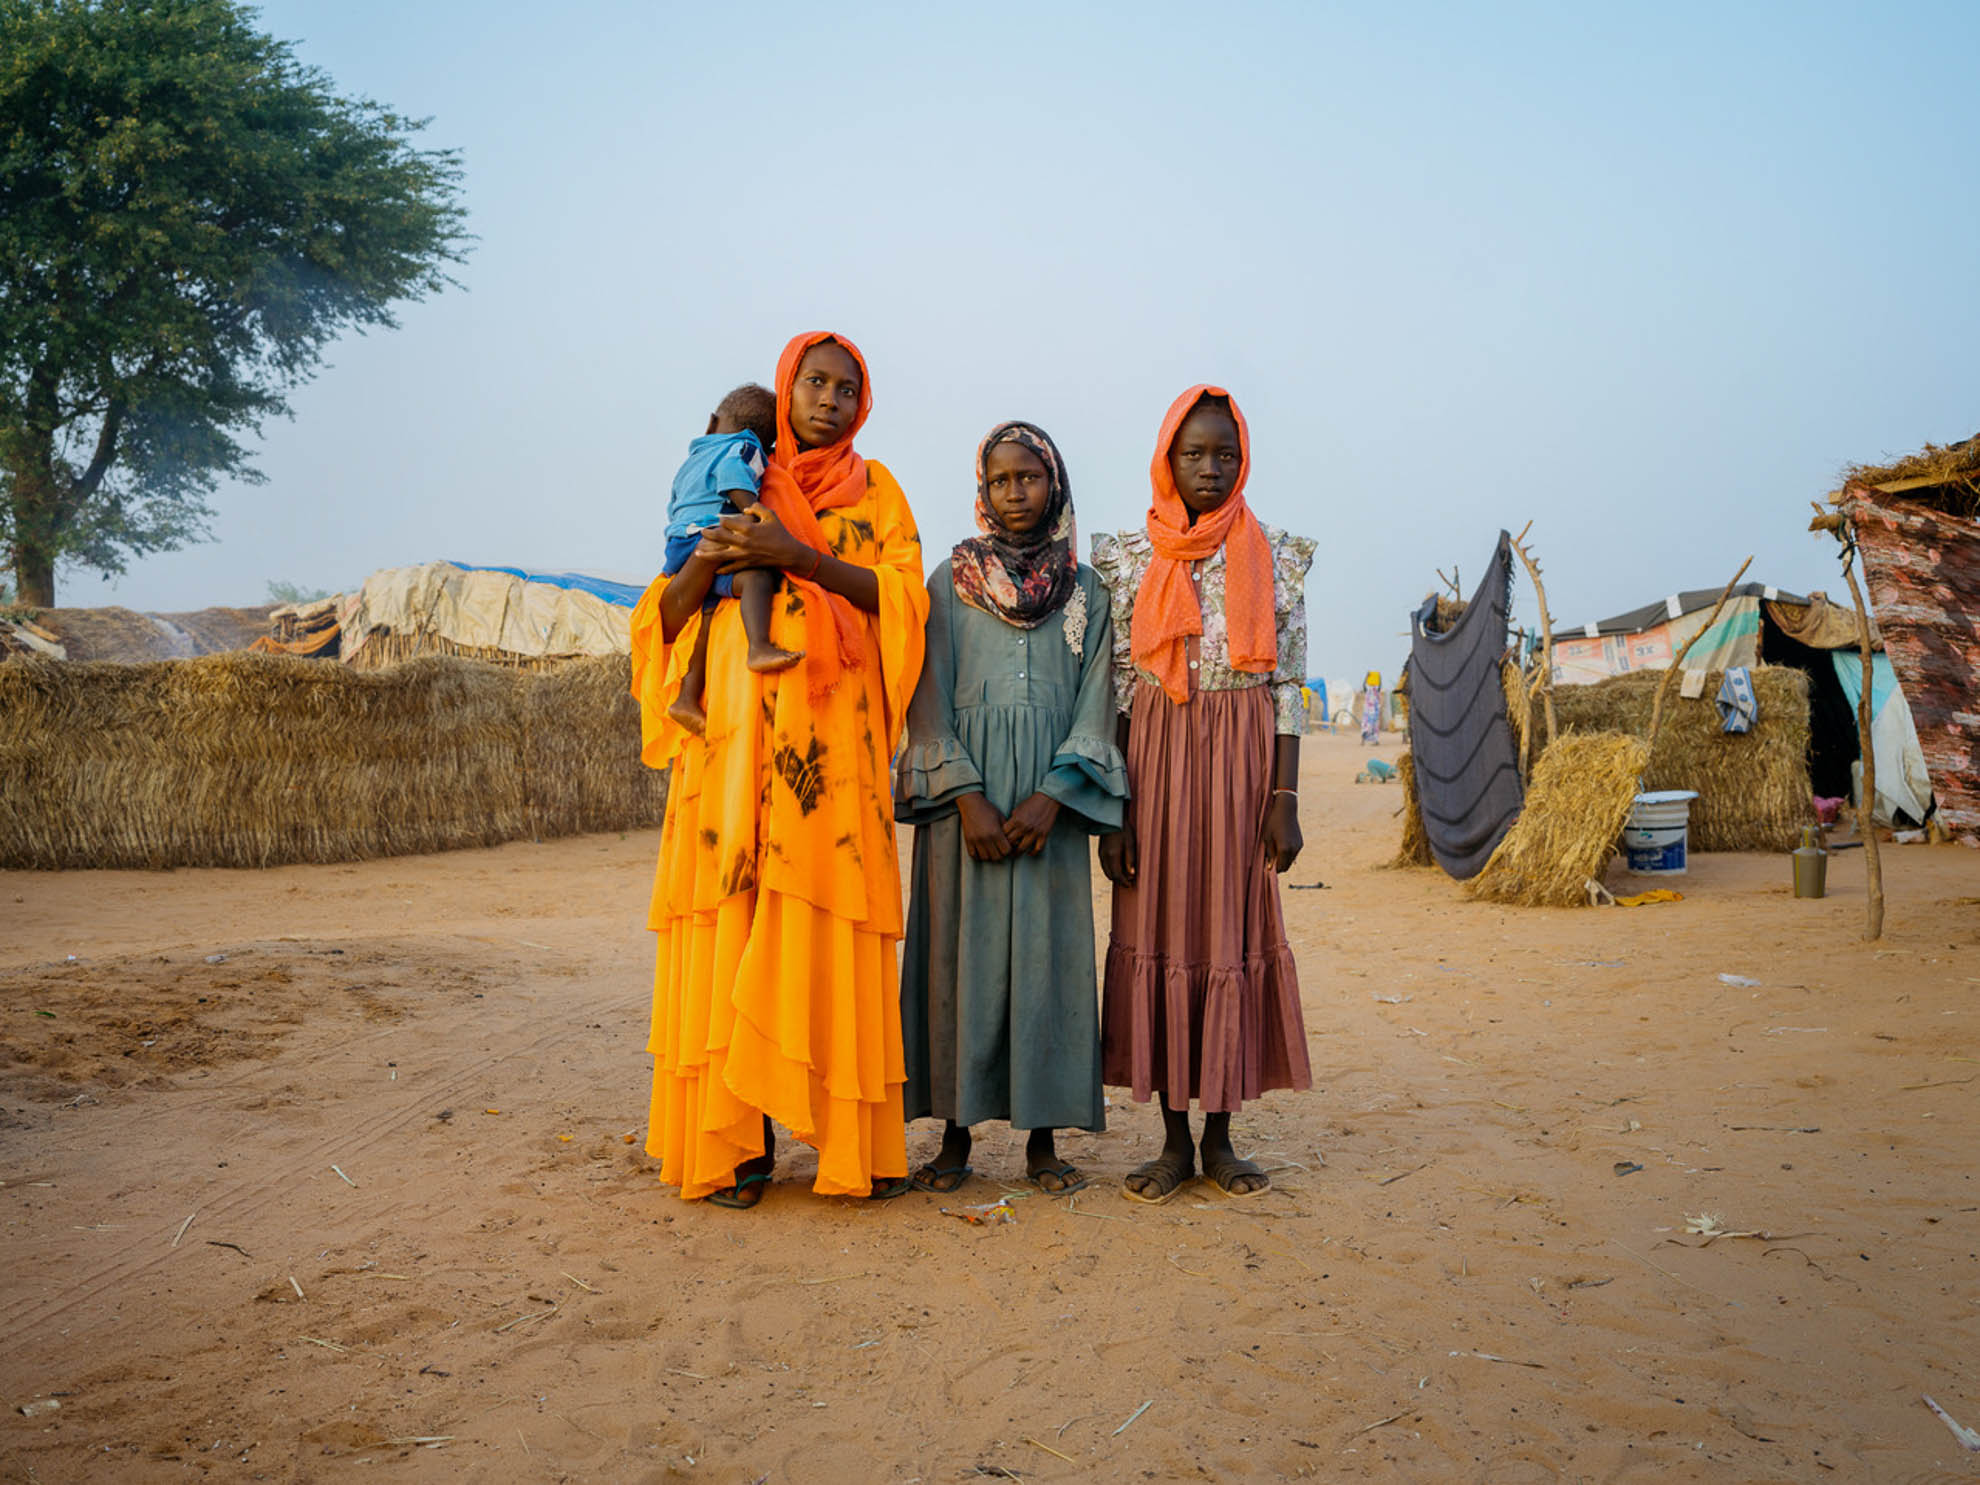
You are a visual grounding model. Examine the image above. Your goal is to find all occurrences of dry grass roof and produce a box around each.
[1839,433,1980,518]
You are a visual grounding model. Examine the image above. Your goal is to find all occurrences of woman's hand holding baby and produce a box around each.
[698,505,807,575]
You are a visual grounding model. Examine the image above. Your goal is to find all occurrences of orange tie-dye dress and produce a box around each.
[629,464,927,1198]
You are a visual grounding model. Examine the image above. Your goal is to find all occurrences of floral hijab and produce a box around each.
[950,421,1078,630]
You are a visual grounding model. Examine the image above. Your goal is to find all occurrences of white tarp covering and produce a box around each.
[341,562,633,663]
[1832,650,1935,824]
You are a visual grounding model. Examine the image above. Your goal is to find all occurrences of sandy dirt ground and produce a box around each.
[4,732,1980,1483]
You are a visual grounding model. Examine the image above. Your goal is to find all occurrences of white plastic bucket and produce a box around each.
[1622,790,1699,874]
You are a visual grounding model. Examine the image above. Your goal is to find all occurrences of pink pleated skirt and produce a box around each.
[1101,681,1310,1113]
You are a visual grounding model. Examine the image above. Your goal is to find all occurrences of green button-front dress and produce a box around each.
[894,560,1129,1131]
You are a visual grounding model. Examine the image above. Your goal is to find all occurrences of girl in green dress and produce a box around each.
[895,421,1129,1194]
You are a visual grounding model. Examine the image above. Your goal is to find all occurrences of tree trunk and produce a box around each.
[3,423,63,608]
[13,545,55,607]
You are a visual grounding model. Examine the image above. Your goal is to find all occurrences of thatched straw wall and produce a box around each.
[1553,665,1814,852]
[0,652,665,870]
[1466,734,1650,907]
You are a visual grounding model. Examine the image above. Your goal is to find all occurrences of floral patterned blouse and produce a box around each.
[1090,524,1316,736]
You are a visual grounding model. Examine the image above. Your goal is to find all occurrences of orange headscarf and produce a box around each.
[754,331,874,698]
[1130,385,1278,705]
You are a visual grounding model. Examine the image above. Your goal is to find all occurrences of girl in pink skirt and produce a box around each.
[1092,385,1314,1202]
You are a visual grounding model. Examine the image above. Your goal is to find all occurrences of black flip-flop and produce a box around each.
[1028,1163,1089,1197]
[867,1175,915,1200]
[705,1171,770,1209]
[908,1164,972,1194]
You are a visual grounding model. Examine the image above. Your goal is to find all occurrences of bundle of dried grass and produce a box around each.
[0,651,665,869]
[1390,751,1434,867]
[1465,734,1649,907]
[1554,665,1813,851]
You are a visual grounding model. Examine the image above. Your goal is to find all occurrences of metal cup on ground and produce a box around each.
[1792,824,1829,899]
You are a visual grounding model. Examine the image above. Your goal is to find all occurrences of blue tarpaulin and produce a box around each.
[445,563,646,608]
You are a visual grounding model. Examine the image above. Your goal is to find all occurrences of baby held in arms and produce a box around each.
[660,383,803,734]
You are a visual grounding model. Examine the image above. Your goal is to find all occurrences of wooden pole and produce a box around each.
[1509,526,1557,751]
[1840,548,1885,941]
[1646,555,1753,752]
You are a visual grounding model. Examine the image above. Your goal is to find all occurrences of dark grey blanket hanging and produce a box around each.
[1406,532,1525,879]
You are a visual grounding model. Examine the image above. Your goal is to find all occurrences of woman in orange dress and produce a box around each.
[629,331,928,1205]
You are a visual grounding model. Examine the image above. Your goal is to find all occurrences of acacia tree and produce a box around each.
[0,0,467,607]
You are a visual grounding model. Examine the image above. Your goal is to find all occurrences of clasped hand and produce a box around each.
[957,790,1059,861]
[696,505,808,576]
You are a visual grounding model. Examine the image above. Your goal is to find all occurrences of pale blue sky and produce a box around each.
[64,1,1980,683]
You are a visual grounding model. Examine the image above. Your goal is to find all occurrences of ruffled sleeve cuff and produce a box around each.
[893,734,985,822]
[1040,734,1129,833]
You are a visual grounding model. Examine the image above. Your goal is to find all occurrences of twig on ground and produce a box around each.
[1351,1410,1417,1436]
[170,1213,195,1248]
[494,1304,558,1333]
[205,1241,252,1257]
[330,1165,357,1188]
[1023,1436,1075,1464]
[289,1276,305,1300]
[1065,1198,1129,1222]
[560,1271,596,1292]
[1451,1350,1545,1368]
[1112,1400,1154,1435]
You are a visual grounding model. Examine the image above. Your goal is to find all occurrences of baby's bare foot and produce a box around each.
[666,695,707,735]
[746,643,804,674]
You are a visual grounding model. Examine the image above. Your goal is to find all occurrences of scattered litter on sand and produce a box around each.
[1719,973,1762,987]
[1112,1400,1154,1435]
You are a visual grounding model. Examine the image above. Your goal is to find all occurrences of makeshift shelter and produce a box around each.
[1551,583,1794,685]
[1548,577,1931,826]
[252,595,347,658]
[1823,436,1980,835]
[339,561,645,670]
[1401,532,1841,901]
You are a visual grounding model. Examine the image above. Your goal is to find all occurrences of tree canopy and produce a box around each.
[0,0,468,606]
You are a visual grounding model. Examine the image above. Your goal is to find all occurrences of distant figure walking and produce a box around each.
[1359,670,1383,744]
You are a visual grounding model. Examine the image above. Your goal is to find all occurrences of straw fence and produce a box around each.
[1552,665,1813,853]
[0,651,666,869]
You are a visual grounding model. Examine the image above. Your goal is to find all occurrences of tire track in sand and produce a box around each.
[2,979,639,1341]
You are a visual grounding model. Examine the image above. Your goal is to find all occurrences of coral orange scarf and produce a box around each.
[754,330,874,698]
[1130,385,1277,705]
